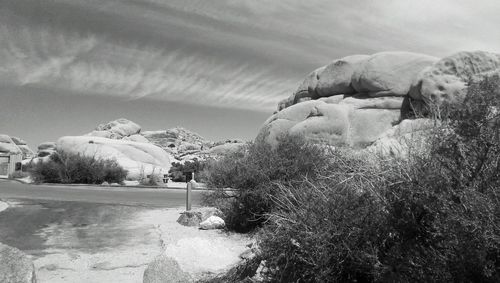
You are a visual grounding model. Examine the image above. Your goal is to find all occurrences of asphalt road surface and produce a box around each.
[0,179,202,207]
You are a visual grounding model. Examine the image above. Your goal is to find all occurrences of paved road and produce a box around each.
[0,180,202,207]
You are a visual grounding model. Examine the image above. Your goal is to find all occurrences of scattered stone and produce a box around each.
[176,207,223,227]
[199,216,225,230]
[143,255,192,283]
[0,242,37,283]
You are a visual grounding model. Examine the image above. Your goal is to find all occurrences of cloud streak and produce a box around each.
[1,0,499,112]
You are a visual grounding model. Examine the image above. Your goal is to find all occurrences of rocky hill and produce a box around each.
[258,50,500,155]
[84,118,244,162]
[27,119,245,180]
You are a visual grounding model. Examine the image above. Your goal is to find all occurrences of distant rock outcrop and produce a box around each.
[27,118,245,180]
[35,142,57,160]
[0,242,37,283]
[10,137,35,159]
[0,134,22,155]
[88,118,141,139]
[141,128,245,162]
[0,134,34,159]
[56,136,172,180]
[259,50,500,153]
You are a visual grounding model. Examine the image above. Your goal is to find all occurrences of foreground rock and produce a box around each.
[199,216,225,230]
[143,255,192,283]
[0,242,37,283]
[142,128,244,162]
[259,50,500,151]
[177,207,223,227]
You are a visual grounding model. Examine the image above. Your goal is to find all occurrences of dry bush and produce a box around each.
[202,136,330,232]
[28,151,127,184]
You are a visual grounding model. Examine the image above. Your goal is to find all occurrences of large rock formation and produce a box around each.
[0,242,37,283]
[56,136,172,180]
[259,50,500,151]
[26,119,245,180]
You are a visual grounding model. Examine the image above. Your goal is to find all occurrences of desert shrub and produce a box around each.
[28,157,61,183]
[169,159,207,182]
[202,136,330,232]
[28,152,127,184]
[259,150,388,282]
[255,75,500,282]
[139,168,163,186]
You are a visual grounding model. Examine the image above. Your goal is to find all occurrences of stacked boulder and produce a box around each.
[0,134,34,159]
[54,118,172,180]
[141,128,244,162]
[258,51,500,154]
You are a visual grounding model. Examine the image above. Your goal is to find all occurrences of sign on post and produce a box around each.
[186,180,193,211]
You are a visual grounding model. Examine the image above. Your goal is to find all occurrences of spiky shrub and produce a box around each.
[202,136,330,232]
[28,157,61,183]
[260,149,389,282]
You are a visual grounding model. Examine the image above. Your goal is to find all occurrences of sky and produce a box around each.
[1,0,500,149]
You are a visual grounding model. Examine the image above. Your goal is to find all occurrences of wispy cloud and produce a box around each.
[1,0,499,112]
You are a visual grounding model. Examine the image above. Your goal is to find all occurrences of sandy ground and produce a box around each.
[0,200,249,283]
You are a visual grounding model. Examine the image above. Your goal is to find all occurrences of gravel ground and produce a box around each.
[0,199,249,283]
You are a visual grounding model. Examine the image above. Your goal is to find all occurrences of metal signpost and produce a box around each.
[184,171,194,211]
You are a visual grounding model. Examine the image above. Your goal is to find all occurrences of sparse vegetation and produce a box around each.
[169,159,207,182]
[139,167,163,186]
[202,136,330,232]
[202,75,500,282]
[28,151,127,184]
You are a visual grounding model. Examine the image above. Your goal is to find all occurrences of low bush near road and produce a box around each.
[28,151,127,184]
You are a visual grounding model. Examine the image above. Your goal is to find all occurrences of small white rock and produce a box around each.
[199,216,225,230]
